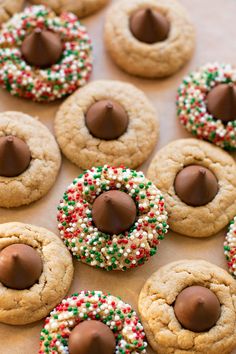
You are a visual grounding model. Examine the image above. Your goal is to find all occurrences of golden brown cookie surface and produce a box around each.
[0,0,24,24]
[29,0,109,18]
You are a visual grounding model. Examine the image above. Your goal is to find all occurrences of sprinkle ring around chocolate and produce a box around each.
[39,290,147,354]
[57,166,169,271]
[224,216,236,278]
[177,63,236,150]
[0,5,92,102]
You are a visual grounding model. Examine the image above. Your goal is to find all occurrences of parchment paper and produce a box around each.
[0,0,236,353]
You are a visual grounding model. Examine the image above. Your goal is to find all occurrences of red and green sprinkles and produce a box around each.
[0,5,92,102]
[39,290,147,354]
[57,166,169,271]
[177,63,236,150]
[224,217,236,278]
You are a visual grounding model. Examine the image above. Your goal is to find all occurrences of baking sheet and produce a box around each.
[0,0,236,352]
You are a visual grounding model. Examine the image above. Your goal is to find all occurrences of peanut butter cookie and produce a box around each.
[0,111,61,208]
[0,222,73,325]
[55,80,158,169]
[104,0,195,78]
[139,260,236,354]
[147,139,236,237]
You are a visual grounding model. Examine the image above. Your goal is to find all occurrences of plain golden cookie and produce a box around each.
[0,222,73,325]
[29,0,109,18]
[147,138,236,237]
[54,80,158,169]
[139,259,236,354]
[104,0,195,78]
[0,111,61,208]
[0,0,24,24]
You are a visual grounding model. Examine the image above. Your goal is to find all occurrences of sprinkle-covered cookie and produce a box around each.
[39,290,147,354]
[224,217,236,278]
[177,63,236,150]
[0,5,92,102]
[57,165,169,271]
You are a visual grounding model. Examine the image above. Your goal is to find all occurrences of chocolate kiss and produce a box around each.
[68,320,116,354]
[130,8,170,44]
[0,135,31,177]
[174,165,218,207]
[207,83,236,123]
[174,286,221,332]
[92,190,137,234]
[21,28,63,68]
[85,100,129,140]
[0,244,43,290]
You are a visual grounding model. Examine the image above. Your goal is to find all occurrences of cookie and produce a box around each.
[139,260,236,354]
[177,63,236,150]
[54,80,158,169]
[0,111,61,208]
[57,165,169,271]
[147,138,236,237]
[0,0,24,24]
[0,5,92,102]
[0,222,73,325]
[104,0,195,78]
[29,0,109,18]
[39,290,147,354]
[224,217,236,278]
